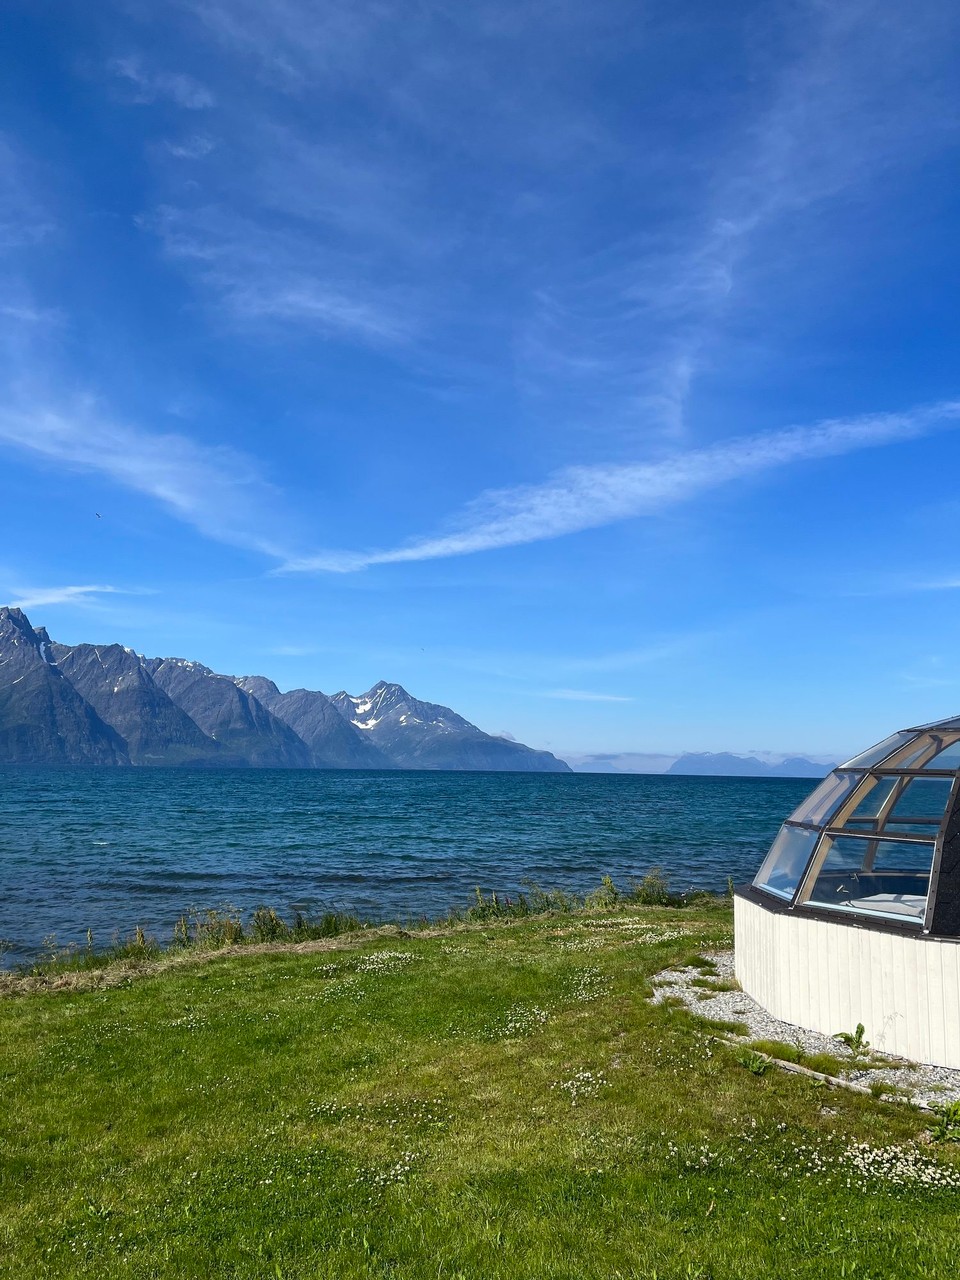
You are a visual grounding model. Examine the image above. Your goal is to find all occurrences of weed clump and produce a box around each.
[630,866,673,905]
[835,1022,871,1060]
[930,1100,960,1143]
[746,1039,848,1079]
[171,905,365,949]
[737,1049,770,1076]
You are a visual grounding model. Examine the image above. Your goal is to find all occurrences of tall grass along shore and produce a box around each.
[2,878,960,1278]
[1,870,679,984]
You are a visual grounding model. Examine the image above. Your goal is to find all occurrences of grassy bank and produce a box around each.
[2,897,959,1279]
[1,871,681,984]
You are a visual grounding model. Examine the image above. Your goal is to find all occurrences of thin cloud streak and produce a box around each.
[0,304,63,325]
[286,400,960,573]
[541,689,633,703]
[559,633,723,675]
[912,578,960,592]
[0,398,289,558]
[6,584,129,610]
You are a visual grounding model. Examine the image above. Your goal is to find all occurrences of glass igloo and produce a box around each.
[735,716,960,1068]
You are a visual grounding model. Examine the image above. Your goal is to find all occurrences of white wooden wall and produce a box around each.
[734,895,960,1068]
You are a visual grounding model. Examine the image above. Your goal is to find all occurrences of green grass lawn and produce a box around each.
[2,899,959,1279]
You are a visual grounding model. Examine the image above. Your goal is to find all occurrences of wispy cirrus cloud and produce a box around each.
[161,134,217,159]
[108,56,214,109]
[175,0,375,90]
[541,689,633,703]
[6,584,135,610]
[154,2,959,448]
[906,577,960,592]
[285,400,960,572]
[137,2,619,350]
[0,304,63,326]
[0,138,63,372]
[0,134,55,252]
[0,397,290,558]
[146,204,415,343]
[3,2,956,594]
[519,0,960,441]
[557,633,723,675]
[900,672,960,689]
[2,390,955,584]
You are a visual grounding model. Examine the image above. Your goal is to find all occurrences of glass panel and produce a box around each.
[921,739,960,771]
[788,771,860,825]
[883,821,944,835]
[754,824,819,901]
[884,736,940,770]
[806,834,933,925]
[816,835,869,871]
[847,776,898,820]
[841,732,914,770]
[871,838,937,870]
[888,777,953,821]
[908,716,960,733]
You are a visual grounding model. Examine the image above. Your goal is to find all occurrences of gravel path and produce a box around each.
[651,950,960,1109]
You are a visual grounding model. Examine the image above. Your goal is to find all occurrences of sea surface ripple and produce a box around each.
[0,768,816,961]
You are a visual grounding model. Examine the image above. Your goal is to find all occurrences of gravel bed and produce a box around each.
[651,950,960,1108]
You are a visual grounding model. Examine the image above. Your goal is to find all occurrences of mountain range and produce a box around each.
[665,752,834,778]
[0,607,569,772]
[555,750,836,777]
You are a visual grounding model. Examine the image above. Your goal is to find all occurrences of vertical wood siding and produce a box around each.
[734,896,960,1068]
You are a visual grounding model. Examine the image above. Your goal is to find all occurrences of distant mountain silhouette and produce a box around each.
[666,751,834,778]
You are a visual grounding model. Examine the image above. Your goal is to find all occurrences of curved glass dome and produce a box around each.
[751,716,960,935]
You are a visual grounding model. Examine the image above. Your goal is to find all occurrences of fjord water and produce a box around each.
[0,768,816,961]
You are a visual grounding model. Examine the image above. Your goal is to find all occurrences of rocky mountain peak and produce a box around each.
[1,608,47,668]
[326,680,569,771]
[0,605,38,642]
[0,611,129,764]
[234,675,282,701]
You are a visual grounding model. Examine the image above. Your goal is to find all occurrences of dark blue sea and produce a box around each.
[0,769,816,963]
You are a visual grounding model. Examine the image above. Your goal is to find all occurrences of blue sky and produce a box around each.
[2,0,960,765]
